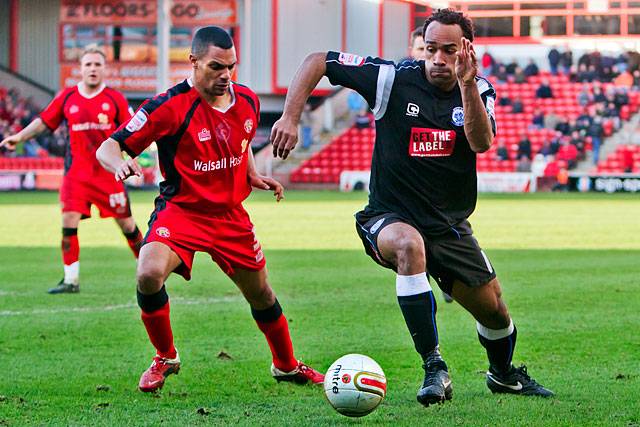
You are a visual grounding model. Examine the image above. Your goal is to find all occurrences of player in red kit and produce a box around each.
[0,46,144,294]
[97,26,324,392]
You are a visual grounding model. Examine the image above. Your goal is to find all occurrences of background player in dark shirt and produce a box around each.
[0,46,144,294]
[97,26,324,393]
[272,9,553,405]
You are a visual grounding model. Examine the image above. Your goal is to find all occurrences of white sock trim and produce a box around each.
[63,261,79,284]
[396,273,431,297]
[477,319,514,340]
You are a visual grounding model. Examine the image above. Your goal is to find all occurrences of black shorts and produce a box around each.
[355,211,497,295]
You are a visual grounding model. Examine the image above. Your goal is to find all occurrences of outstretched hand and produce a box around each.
[455,37,478,85]
[0,134,22,151]
[270,117,298,160]
[249,174,284,202]
[114,158,143,182]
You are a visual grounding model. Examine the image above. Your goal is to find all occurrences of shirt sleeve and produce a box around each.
[476,77,497,136]
[110,98,177,158]
[39,89,71,131]
[114,91,133,127]
[325,51,396,119]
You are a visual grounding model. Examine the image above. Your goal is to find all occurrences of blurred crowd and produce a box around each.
[0,86,67,158]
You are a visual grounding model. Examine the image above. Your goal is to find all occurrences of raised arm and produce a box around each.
[456,38,493,153]
[271,52,327,159]
[0,118,47,150]
[96,137,142,182]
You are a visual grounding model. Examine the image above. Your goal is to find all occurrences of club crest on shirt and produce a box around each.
[198,128,212,142]
[156,227,170,238]
[102,102,110,111]
[215,121,231,143]
[69,105,79,114]
[126,109,148,132]
[244,119,253,133]
[451,107,465,126]
[338,52,365,67]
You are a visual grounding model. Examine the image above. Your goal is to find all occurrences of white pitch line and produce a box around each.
[0,295,242,317]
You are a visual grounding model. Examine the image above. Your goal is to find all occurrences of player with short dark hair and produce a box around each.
[97,26,324,392]
[0,45,144,294]
[271,8,553,406]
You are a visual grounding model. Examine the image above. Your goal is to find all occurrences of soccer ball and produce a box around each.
[323,354,387,417]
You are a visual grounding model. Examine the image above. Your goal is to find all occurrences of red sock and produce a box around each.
[141,302,177,359]
[256,314,298,372]
[62,233,79,265]
[124,227,144,258]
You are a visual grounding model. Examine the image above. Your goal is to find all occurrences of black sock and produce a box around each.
[477,321,517,375]
[398,291,439,360]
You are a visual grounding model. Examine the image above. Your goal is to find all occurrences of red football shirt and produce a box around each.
[112,80,259,214]
[40,84,132,180]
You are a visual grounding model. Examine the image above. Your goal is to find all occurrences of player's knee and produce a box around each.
[136,265,165,293]
[394,234,425,262]
[247,284,275,307]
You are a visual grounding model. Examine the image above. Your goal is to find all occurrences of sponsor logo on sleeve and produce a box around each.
[451,107,465,126]
[409,127,456,157]
[125,109,148,132]
[338,52,365,66]
[155,227,170,238]
[244,119,254,133]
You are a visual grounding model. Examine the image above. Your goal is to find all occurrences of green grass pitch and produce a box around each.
[0,190,638,426]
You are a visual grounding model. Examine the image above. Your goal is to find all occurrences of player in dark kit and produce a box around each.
[97,26,324,392]
[0,46,144,294]
[271,9,553,405]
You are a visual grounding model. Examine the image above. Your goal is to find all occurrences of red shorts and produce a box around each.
[60,175,132,219]
[144,201,266,280]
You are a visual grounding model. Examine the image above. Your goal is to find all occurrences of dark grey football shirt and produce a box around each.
[325,51,497,237]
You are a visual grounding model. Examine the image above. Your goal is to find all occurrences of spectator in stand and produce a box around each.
[598,66,614,83]
[557,138,578,169]
[577,85,592,107]
[505,59,518,76]
[493,64,508,83]
[498,94,512,106]
[568,65,579,82]
[300,104,314,149]
[632,70,640,89]
[543,155,560,177]
[576,109,594,132]
[347,90,366,122]
[569,130,585,156]
[535,79,554,99]
[511,97,524,114]
[576,64,592,82]
[531,108,545,129]
[560,48,573,74]
[481,50,495,76]
[555,116,571,136]
[614,87,629,108]
[516,155,532,172]
[548,48,561,75]
[495,141,509,161]
[605,102,621,130]
[553,167,569,191]
[354,108,373,129]
[517,133,532,159]
[613,68,633,88]
[587,116,605,165]
[587,64,598,82]
[592,85,606,103]
[513,66,527,83]
[622,146,635,173]
[523,59,539,77]
[544,111,561,131]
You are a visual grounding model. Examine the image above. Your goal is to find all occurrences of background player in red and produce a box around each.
[96,26,324,392]
[0,46,144,294]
